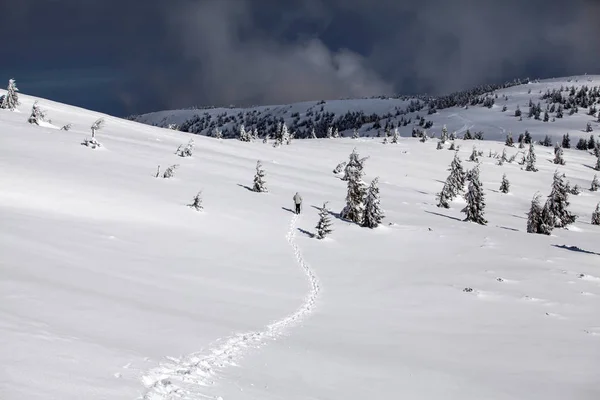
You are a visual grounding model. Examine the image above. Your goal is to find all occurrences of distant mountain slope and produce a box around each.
[131,75,600,142]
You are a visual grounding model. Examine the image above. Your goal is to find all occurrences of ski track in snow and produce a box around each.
[139,214,320,400]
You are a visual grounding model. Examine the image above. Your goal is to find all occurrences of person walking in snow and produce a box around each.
[293,192,303,214]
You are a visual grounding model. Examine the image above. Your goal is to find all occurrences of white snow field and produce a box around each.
[1,78,600,400]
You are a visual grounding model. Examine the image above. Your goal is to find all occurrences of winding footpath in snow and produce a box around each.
[140,214,320,400]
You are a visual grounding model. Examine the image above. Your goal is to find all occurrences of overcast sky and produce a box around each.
[1,0,598,116]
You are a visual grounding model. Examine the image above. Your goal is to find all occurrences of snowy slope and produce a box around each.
[133,75,600,143]
[1,88,600,400]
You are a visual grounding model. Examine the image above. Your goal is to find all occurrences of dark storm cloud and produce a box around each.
[1,0,599,115]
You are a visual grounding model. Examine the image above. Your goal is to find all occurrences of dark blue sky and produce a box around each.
[1,0,599,117]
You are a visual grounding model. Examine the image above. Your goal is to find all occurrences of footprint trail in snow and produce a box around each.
[140,214,320,399]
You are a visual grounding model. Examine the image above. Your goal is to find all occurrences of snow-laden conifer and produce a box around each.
[162,164,179,179]
[362,177,384,228]
[176,139,194,157]
[436,182,453,208]
[60,123,72,131]
[499,174,510,193]
[525,143,538,171]
[527,193,552,234]
[340,159,366,223]
[27,101,47,125]
[333,161,347,175]
[188,191,203,211]
[326,126,333,139]
[352,128,359,139]
[315,202,333,239]
[1,79,19,110]
[342,148,368,181]
[252,160,268,192]
[239,124,251,142]
[263,133,269,144]
[310,128,317,139]
[554,146,565,165]
[391,128,399,144]
[462,164,487,225]
[545,170,577,228]
[436,141,443,150]
[213,128,223,139]
[82,118,105,148]
[440,125,448,143]
[591,203,600,225]
[333,127,340,138]
[591,174,600,191]
[469,146,479,162]
[286,128,294,145]
[252,127,259,141]
[505,133,514,147]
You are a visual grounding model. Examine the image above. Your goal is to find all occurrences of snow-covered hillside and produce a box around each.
[2,86,600,400]
[132,75,600,143]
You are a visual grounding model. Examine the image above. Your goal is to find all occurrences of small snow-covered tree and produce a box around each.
[213,128,223,139]
[326,126,333,139]
[286,129,294,145]
[545,170,577,228]
[436,141,443,150]
[280,123,291,145]
[188,191,203,211]
[591,174,600,191]
[554,146,565,165]
[595,154,600,171]
[525,143,538,172]
[469,146,479,162]
[27,101,47,125]
[252,160,268,192]
[310,128,317,139]
[362,177,384,228]
[449,142,456,151]
[499,174,510,193]
[569,184,581,195]
[163,164,179,179]
[252,127,259,141]
[333,127,340,138]
[391,127,399,144]
[82,118,105,148]
[340,161,366,224]
[586,122,593,132]
[1,79,19,110]
[440,125,449,143]
[352,128,359,139]
[527,193,552,235]
[60,123,72,131]
[449,131,457,140]
[462,164,487,225]
[263,133,269,144]
[315,202,333,239]
[176,139,194,157]
[91,118,105,139]
[592,203,600,225]
[342,148,368,181]
[239,124,251,142]
[436,181,453,208]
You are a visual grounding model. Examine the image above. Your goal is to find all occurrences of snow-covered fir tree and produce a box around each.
[554,146,565,165]
[213,128,223,139]
[505,133,515,147]
[340,158,366,224]
[586,122,593,133]
[462,164,487,225]
[436,181,454,208]
[391,127,399,143]
[525,143,538,172]
[326,126,333,139]
[252,160,268,192]
[382,135,388,144]
[569,184,581,195]
[333,161,347,174]
[315,202,333,239]
[310,128,317,139]
[362,177,384,228]
[239,124,251,142]
[591,203,600,225]
[333,127,340,138]
[162,164,179,179]
[176,139,194,157]
[286,129,294,145]
[436,141,443,150]
[449,142,456,151]
[281,123,291,144]
[252,127,259,141]
[469,146,479,162]
[352,128,359,139]
[527,193,552,235]
[342,148,368,181]
[499,173,510,193]
[436,152,466,208]
[188,191,203,211]
[263,133,269,144]
[440,125,449,143]
[27,101,47,125]
[595,154,600,171]
[591,174,600,191]
[60,123,72,131]
[1,79,19,110]
[449,131,457,140]
[545,170,577,228]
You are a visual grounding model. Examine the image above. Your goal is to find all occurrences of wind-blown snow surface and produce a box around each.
[1,90,600,400]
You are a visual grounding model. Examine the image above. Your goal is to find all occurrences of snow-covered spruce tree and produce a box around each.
[1,79,20,110]
[525,143,538,172]
[436,141,443,150]
[436,153,466,208]
[440,124,448,143]
[188,191,203,211]
[281,123,291,145]
[526,193,552,235]
[27,101,47,125]
[252,127,259,141]
[60,123,72,131]
[326,126,333,139]
[263,133,269,144]
[449,131,457,140]
[352,128,359,139]
[586,122,593,133]
[382,135,388,144]
[448,142,456,151]
[362,177,384,228]
[436,181,454,208]
[239,124,251,142]
[162,164,179,179]
[333,127,340,138]
[340,158,366,224]
[286,129,294,145]
[462,164,487,225]
[592,203,600,225]
[595,154,600,171]
[82,117,105,148]
[545,170,577,228]
[252,160,268,192]
[310,128,317,139]
[391,127,399,144]
[499,173,510,193]
[213,128,223,139]
[342,148,368,181]
[176,139,194,157]
[554,146,565,165]
[569,184,581,195]
[591,175,600,191]
[333,161,347,174]
[468,146,479,162]
[315,202,333,239]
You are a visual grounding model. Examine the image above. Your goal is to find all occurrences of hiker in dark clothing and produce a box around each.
[293,192,302,214]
